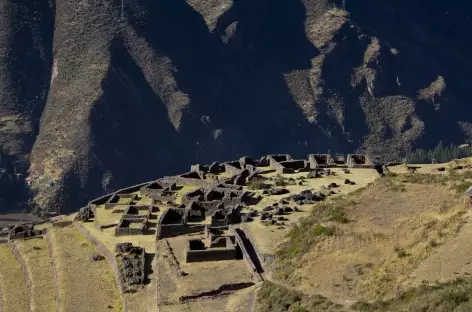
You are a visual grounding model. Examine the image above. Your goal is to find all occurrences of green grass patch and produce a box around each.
[275,196,356,281]
[257,281,345,312]
[352,277,472,312]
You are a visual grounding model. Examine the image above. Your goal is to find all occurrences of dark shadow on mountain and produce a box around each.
[7,1,55,146]
[318,22,370,148]
[88,38,183,201]
[127,0,336,162]
[334,0,472,148]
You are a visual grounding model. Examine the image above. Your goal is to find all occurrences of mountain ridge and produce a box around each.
[1,0,472,214]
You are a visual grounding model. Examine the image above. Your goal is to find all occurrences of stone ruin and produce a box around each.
[181,187,250,212]
[346,154,374,168]
[156,207,205,239]
[268,154,310,174]
[104,193,137,210]
[288,190,326,205]
[75,206,94,222]
[184,235,238,263]
[115,205,156,236]
[7,223,43,241]
[115,242,146,293]
[139,180,177,201]
[309,154,335,169]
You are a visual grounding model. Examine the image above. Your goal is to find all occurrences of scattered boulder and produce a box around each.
[306,171,321,179]
[343,169,351,174]
[262,206,273,212]
[91,254,105,261]
[344,179,356,185]
[327,182,339,189]
[241,215,252,222]
[284,207,293,213]
[275,207,285,215]
[33,246,41,250]
[436,167,446,172]
[268,188,290,195]
[279,199,289,205]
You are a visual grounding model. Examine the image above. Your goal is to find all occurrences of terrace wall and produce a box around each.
[231,227,263,282]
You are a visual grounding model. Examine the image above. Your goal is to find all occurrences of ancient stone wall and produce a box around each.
[346,154,374,168]
[231,227,263,282]
[115,182,148,195]
[89,194,114,207]
[308,154,334,169]
[223,162,243,176]
[156,224,205,240]
[185,248,236,263]
[115,227,144,236]
[75,223,128,311]
[172,176,213,188]
[178,282,255,302]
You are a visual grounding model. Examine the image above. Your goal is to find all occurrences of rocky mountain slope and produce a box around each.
[1,0,472,214]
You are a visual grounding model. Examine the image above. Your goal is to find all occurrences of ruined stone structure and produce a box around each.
[115,217,148,236]
[156,208,205,239]
[139,180,177,201]
[346,154,374,168]
[104,193,137,210]
[115,243,146,293]
[74,206,94,222]
[184,236,238,263]
[271,158,310,174]
[7,224,43,241]
[308,154,335,169]
[123,205,155,220]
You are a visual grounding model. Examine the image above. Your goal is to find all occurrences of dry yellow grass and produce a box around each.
[80,222,158,311]
[49,226,121,312]
[291,177,467,303]
[94,206,122,225]
[246,168,379,254]
[0,244,30,311]
[15,238,56,312]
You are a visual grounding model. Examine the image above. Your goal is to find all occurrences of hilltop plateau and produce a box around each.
[1,154,472,311]
[1,0,472,214]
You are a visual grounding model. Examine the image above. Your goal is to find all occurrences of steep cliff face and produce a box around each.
[1,0,472,214]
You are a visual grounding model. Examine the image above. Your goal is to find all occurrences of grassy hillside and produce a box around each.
[257,160,472,310]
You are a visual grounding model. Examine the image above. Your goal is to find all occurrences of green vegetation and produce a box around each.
[275,197,354,280]
[257,281,344,312]
[352,278,472,312]
[248,177,267,190]
[275,175,288,187]
[394,246,409,258]
[406,142,472,164]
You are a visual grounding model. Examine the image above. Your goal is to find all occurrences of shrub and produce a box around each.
[394,247,409,258]
[275,175,288,187]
